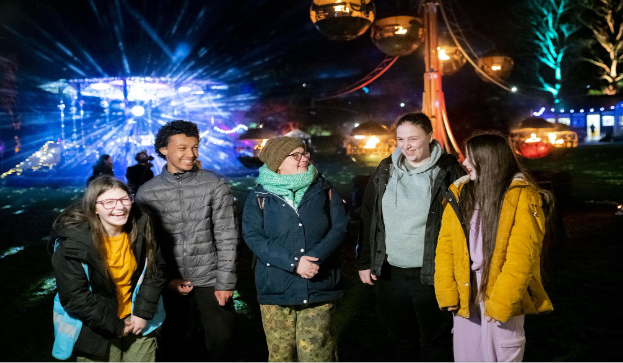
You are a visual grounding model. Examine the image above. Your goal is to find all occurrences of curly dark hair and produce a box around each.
[154,120,201,159]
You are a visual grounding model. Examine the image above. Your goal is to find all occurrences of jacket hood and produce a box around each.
[391,139,443,175]
[450,173,532,197]
[54,210,148,245]
[55,222,92,244]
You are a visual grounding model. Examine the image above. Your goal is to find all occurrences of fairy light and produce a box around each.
[364,136,380,149]
[438,48,450,61]
[213,124,248,134]
[395,26,407,35]
[525,133,541,143]
[533,107,545,116]
[1,141,59,178]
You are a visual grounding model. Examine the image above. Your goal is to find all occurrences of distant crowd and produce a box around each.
[51,113,554,362]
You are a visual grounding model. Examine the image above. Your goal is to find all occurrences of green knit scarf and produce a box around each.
[257,164,318,208]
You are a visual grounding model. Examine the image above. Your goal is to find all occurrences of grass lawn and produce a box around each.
[522,143,623,203]
[0,144,621,361]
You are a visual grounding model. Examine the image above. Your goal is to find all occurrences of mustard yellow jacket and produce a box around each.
[434,174,553,322]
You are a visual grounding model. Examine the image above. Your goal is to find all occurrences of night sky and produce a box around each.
[3,0,602,160]
[0,0,531,105]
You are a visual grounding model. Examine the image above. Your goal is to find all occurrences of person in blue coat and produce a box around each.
[242,137,350,362]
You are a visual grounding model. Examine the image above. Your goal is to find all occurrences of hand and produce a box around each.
[486,315,500,323]
[296,256,319,279]
[214,290,234,306]
[168,279,193,295]
[130,315,147,335]
[116,320,134,338]
[446,305,459,311]
[358,269,377,285]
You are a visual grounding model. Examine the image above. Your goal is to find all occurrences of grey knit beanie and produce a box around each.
[260,137,305,172]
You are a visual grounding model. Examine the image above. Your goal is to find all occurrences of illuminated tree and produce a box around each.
[527,0,579,101]
[579,0,623,95]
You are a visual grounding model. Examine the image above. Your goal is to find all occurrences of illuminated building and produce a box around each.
[2,77,255,185]
[531,96,623,143]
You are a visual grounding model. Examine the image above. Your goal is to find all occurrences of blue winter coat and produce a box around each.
[242,176,350,306]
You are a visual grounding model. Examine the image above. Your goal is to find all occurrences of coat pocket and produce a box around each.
[498,336,526,362]
[255,264,284,295]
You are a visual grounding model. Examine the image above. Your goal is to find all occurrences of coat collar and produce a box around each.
[55,212,148,270]
[450,173,531,197]
[254,175,331,207]
[159,164,199,183]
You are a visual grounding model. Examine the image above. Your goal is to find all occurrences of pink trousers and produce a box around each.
[453,272,526,362]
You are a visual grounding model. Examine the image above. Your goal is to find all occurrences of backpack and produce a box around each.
[52,240,90,360]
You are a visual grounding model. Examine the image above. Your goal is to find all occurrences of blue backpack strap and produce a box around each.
[131,259,166,336]
[53,239,89,284]
[52,238,89,360]
[54,238,89,285]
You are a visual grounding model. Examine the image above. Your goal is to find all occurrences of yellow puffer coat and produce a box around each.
[434,174,553,322]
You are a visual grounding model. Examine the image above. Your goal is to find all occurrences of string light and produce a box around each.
[1,141,60,178]
[213,124,248,134]
[533,107,545,116]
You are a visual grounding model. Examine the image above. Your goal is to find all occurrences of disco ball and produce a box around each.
[438,46,466,75]
[310,0,376,41]
[370,16,422,56]
[477,55,514,83]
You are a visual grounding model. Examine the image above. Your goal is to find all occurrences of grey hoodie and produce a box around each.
[381,140,442,268]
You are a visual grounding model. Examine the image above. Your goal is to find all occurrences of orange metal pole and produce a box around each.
[422,1,445,151]
[421,0,463,159]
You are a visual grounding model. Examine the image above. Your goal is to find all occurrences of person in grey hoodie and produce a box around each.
[356,112,465,362]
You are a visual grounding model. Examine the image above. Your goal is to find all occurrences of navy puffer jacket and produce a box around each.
[242,176,349,306]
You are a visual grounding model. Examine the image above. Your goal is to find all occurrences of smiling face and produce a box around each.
[160,133,199,174]
[396,122,433,166]
[95,188,131,236]
[463,151,477,181]
[278,147,309,175]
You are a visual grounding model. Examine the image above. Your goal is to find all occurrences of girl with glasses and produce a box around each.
[51,175,166,361]
[242,137,349,361]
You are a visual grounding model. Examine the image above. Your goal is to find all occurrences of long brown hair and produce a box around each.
[52,176,158,277]
[459,132,547,301]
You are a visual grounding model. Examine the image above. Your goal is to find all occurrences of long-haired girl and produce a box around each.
[435,132,554,362]
[51,176,165,361]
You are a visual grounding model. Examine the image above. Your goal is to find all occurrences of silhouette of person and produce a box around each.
[87,154,114,186]
[126,150,154,195]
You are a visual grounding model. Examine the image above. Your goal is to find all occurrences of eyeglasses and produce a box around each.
[287,151,310,161]
[95,195,134,210]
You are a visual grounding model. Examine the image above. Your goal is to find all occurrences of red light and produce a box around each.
[518,141,553,159]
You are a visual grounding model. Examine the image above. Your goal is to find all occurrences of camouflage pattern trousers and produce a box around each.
[260,302,337,362]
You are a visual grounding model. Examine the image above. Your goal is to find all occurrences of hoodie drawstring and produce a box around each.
[395,172,402,207]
